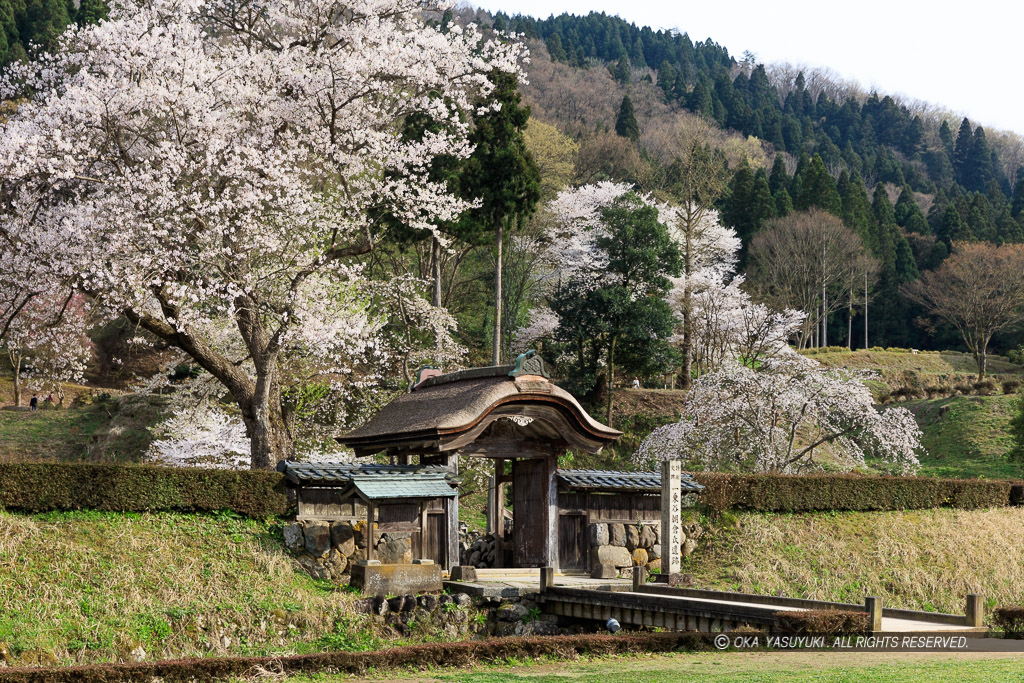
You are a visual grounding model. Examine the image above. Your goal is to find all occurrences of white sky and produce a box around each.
[471,0,1024,136]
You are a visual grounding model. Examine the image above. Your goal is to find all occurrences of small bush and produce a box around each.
[993,607,1024,638]
[774,610,869,635]
[1002,379,1022,395]
[954,383,975,395]
[924,384,953,399]
[974,379,998,396]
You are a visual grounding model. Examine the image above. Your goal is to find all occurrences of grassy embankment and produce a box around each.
[0,510,389,667]
[4,507,1024,667]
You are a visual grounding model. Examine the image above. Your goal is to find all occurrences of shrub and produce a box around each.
[692,472,1020,514]
[0,463,289,517]
[1002,379,1022,395]
[954,383,975,395]
[0,632,718,683]
[974,379,998,396]
[924,384,953,399]
[993,607,1024,638]
[774,610,869,635]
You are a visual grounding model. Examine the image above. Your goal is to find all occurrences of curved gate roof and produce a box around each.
[338,361,621,457]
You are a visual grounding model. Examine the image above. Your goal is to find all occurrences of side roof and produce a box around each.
[276,461,458,487]
[556,469,704,494]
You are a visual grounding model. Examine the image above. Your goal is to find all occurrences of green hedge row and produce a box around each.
[0,463,290,517]
[691,472,1024,513]
[0,632,715,683]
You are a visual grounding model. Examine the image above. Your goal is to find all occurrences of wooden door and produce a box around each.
[512,458,548,567]
[558,513,586,571]
[422,511,446,565]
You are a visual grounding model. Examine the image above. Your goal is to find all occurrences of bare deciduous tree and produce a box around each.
[748,209,872,349]
[903,242,1024,379]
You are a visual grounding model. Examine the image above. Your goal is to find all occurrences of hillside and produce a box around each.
[683,507,1024,614]
[2,506,1023,667]
[0,511,380,667]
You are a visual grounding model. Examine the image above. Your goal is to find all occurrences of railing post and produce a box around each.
[865,596,882,632]
[632,564,647,591]
[966,594,984,627]
[540,566,554,594]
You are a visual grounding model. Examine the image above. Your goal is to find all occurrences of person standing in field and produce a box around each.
[29,394,38,411]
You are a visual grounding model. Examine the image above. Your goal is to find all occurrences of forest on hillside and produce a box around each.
[4,0,1024,473]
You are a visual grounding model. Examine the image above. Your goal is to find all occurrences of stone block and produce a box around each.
[418,594,438,611]
[647,559,661,573]
[350,563,443,597]
[625,525,640,550]
[330,522,356,556]
[590,562,618,579]
[303,521,331,558]
[453,593,473,608]
[609,523,626,547]
[587,523,609,547]
[638,526,657,549]
[449,565,477,582]
[631,548,649,566]
[591,544,632,568]
[497,603,529,622]
[283,523,304,553]
[682,538,699,557]
[376,534,412,564]
[649,544,661,560]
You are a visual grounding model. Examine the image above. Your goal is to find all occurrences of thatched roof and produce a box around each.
[339,363,620,457]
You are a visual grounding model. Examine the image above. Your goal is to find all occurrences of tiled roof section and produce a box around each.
[351,476,458,500]
[276,461,456,486]
[556,469,704,493]
[338,373,620,452]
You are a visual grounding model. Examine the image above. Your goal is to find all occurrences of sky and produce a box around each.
[470,0,1024,136]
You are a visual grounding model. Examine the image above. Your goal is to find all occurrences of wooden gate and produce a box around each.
[513,458,548,567]
[558,512,586,571]
[422,511,446,565]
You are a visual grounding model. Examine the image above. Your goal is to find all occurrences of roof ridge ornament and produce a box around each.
[508,350,550,379]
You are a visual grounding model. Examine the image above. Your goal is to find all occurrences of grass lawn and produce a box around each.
[905,395,1020,479]
[0,510,386,666]
[678,507,1024,614]
[272,651,1024,682]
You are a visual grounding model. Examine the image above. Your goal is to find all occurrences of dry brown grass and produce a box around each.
[685,507,1024,615]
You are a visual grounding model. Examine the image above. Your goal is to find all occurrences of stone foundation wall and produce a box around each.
[588,521,703,578]
[352,591,573,639]
[283,520,417,583]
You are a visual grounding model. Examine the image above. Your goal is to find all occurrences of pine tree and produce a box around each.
[768,155,789,195]
[774,187,793,217]
[953,117,974,186]
[1012,170,1024,218]
[459,71,541,364]
[612,55,631,84]
[795,154,841,215]
[614,94,640,141]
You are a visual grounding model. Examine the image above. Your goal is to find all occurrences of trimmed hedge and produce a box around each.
[692,472,1024,513]
[0,632,717,683]
[774,610,869,635]
[0,463,289,518]
[993,607,1024,638]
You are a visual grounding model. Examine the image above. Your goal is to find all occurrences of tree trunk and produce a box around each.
[977,347,987,381]
[680,226,694,390]
[821,284,827,348]
[606,335,616,427]
[11,352,21,407]
[846,296,852,349]
[431,236,442,309]
[492,220,503,366]
[242,369,293,470]
[864,272,869,350]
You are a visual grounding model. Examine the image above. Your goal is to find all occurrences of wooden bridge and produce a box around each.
[534,570,988,634]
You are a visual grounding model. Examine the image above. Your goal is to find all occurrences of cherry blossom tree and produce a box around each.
[0,0,523,467]
[635,352,922,474]
[1,288,91,406]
